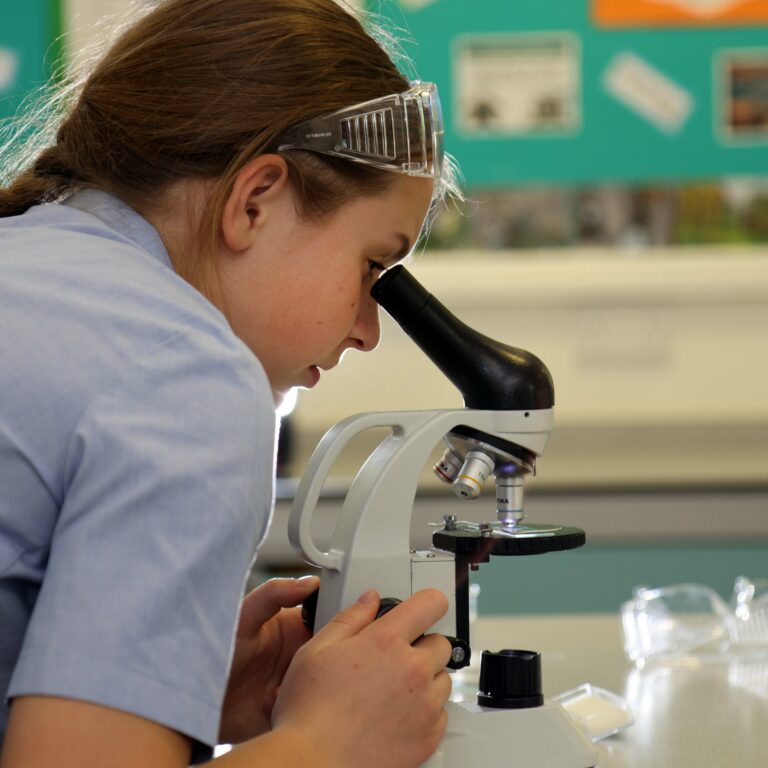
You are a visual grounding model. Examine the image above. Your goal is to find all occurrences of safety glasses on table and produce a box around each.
[277,81,444,179]
[621,576,768,666]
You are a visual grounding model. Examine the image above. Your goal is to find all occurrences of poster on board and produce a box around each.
[603,51,694,133]
[594,0,768,27]
[0,48,20,94]
[453,33,580,137]
[717,49,768,143]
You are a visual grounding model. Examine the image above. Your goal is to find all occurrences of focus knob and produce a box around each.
[302,591,399,632]
[301,588,320,632]
[478,649,543,709]
[375,597,403,619]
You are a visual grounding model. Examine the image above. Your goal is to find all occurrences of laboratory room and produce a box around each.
[1,0,768,766]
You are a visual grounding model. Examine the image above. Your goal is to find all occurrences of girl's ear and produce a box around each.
[221,155,290,252]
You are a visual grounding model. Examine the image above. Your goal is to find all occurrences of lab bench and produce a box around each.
[468,613,767,767]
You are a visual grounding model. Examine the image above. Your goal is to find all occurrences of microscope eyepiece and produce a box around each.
[371,266,554,411]
[371,265,430,323]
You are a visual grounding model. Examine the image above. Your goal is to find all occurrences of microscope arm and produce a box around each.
[288,407,553,633]
[288,410,407,571]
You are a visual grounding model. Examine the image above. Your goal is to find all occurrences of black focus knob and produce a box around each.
[477,649,544,709]
[305,593,403,632]
[376,597,402,619]
[301,588,320,632]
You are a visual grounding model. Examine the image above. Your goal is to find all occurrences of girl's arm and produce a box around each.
[2,696,193,768]
[1,590,452,768]
[1,696,317,768]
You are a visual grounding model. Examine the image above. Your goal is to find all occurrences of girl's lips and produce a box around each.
[307,365,321,387]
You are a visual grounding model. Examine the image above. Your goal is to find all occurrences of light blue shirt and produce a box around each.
[0,189,277,753]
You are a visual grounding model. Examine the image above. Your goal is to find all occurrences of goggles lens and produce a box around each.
[277,81,444,179]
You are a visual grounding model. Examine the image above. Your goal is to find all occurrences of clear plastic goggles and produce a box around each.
[277,81,444,179]
[621,576,768,667]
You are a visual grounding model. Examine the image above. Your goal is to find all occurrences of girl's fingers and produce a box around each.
[238,576,320,634]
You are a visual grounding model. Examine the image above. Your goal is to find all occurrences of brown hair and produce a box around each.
[0,0,438,289]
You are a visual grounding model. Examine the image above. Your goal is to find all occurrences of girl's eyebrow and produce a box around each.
[392,233,412,260]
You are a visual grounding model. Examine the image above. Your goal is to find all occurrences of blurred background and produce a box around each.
[2,0,767,615]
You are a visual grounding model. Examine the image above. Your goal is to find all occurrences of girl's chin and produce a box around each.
[306,365,321,388]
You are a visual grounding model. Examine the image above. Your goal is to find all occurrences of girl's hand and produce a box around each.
[219,576,319,744]
[271,588,453,768]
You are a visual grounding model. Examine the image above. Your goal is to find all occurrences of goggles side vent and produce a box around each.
[340,108,397,161]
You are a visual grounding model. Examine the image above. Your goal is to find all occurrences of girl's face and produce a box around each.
[217,173,434,403]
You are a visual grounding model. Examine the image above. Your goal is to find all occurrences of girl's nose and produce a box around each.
[350,291,381,352]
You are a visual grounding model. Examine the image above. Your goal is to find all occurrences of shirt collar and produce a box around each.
[62,188,174,271]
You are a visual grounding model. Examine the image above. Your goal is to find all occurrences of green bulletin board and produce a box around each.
[0,1,62,122]
[368,0,768,186]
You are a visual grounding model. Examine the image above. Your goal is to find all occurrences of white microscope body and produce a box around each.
[288,266,597,768]
[289,407,549,635]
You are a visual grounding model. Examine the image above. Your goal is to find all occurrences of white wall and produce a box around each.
[291,247,768,488]
[61,1,151,66]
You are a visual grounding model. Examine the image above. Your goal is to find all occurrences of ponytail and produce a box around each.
[0,145,76,217]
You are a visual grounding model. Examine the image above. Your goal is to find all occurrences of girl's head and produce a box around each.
[0,0,458,399]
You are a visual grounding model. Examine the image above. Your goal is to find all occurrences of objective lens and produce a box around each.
[452,450,495,500]
[496,476,524,526]
[433,448,463,484]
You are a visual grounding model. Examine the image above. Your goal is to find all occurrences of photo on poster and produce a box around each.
[453,32,580,138]
[717,49,768,144]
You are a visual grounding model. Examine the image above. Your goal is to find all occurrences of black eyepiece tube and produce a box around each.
[371,266,554,410]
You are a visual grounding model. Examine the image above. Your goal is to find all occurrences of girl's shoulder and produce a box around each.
[1,189,264,384]
[0,190,273,469]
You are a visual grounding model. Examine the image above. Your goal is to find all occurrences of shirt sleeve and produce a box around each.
[8,329,276,750]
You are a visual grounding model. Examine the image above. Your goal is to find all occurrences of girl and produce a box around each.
[0,1,459,766]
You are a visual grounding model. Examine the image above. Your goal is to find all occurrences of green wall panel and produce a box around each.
[473,541,768,615]
[368,0,768,185]
[0,1,62,121]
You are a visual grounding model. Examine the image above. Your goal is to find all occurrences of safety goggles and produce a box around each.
[277,81,444,179]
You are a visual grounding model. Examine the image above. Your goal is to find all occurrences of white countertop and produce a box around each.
[461,614,768,768]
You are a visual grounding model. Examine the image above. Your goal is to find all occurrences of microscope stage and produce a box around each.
[433,524,585,556]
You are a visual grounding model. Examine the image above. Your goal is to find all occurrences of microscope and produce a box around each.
[289,266,597,768]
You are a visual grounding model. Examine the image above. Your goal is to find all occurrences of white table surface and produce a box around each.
[457,614,768,768]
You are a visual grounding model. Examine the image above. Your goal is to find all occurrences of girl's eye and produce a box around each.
[365,260,386,281]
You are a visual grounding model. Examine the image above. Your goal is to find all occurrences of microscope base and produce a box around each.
[422,700,597,768]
